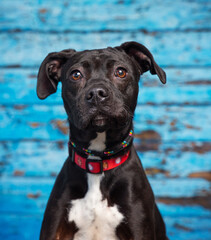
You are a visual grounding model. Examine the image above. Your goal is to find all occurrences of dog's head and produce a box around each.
[37,41,166,132]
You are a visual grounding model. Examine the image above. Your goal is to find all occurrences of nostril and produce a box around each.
[98,89,108,98]
[86,91,94,101]
[86,87,109,103]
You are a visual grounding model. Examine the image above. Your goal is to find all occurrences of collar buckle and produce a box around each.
[85,158,103,174]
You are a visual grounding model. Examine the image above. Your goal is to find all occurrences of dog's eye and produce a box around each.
[70,70,82,81]
[115,68,127,78]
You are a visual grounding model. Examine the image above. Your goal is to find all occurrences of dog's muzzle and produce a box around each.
[85,86,110,105]
[73,84,131,131]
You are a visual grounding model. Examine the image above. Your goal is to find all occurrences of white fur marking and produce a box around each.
[68,132,124,240]
[88,132,106,152]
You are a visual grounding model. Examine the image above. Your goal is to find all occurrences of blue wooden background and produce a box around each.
[0,0,211,239]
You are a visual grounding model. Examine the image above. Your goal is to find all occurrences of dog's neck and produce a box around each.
[88,132,106,152]
[68,120,133,152]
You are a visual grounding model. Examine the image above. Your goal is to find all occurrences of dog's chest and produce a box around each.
[68,174,123,240]
[68,133,124,240]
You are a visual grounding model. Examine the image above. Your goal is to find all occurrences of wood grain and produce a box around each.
[0,105,210,141]
[0,31,210,67]
[0,0,211,239]
[1,0,210,32]
[1,67,211,105]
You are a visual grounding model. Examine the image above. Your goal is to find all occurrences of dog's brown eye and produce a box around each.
[71,70,82,81]
[115,68,127,78]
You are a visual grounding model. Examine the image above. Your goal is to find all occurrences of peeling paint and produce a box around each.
[182,142,211,154]
[13,170,25,177]
[13,105,27,110]
[185,124,201,130]
[185,80,211,85]
[173,223,192,232]
[27,192,41,199]
[134,130,161,151]
[51,119,68,135]
[145,167,170,177]
[188,171,211,182]
[157,195,211,210]
[29,122,41,128]
[0,0,211,239]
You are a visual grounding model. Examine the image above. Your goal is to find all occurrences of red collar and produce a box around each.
[73,150,130,174]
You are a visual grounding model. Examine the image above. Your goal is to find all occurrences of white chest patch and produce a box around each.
[68,132,124,240]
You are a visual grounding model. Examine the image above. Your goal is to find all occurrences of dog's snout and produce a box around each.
[86,87,109,103]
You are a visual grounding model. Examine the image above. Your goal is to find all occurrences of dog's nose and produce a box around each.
[86,87,109,103]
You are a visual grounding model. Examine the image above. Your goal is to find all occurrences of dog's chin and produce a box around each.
[89,114,130,132]
[91,115,109,132]
[75,107,131,132]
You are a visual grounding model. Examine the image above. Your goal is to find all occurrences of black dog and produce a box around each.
[37,41,168,240]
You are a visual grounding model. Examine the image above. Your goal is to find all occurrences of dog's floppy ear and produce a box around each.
[119,41,166,84]
[37,49,76,99]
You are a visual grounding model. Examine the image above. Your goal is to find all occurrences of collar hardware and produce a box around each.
[69,130,133,174]
[72,149,130,174]
[85,158,103,174]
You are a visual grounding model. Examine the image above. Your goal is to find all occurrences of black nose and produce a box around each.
[86,87,109,103]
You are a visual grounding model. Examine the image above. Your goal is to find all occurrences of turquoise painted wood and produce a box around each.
[1,68,211,105]
[1,141,211,178]
[1,0,211,32]
[0,0,211,239]
[0,31,211,67]
[0,105,211,141]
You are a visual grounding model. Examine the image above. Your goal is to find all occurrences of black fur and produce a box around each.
[37,42,168,240]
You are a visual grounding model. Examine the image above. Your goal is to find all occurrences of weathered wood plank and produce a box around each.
[0,194,210,218]
[1,141,211,179]
[0,177,210,240]
[164,216,211,240]
[0,0,210,239]
[134,105,211,141]
[0,213,210,240]
[0,105,210,141]
[0,31,210,67]
[1,0,210,32]
[0,176,210,199]
[1,67,211,105]
[1,176,209,239]
[0,141,67,177]
[158,203,211,218]
[0,214,41,240]
[137,85,211,106]
[0,194,45,215]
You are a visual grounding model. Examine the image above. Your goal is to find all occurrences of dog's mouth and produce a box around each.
[90,114,109,132]
[74,99,132,132]
[91,114,108,127]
